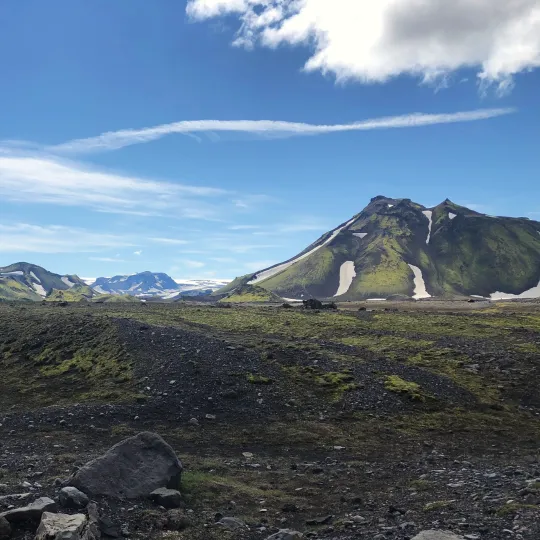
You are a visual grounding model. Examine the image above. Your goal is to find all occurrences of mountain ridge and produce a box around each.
[220,196,540,301]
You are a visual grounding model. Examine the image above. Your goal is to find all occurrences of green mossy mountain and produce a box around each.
[223,197,540,300]
[0,262,87,301]
[220,284,283,303]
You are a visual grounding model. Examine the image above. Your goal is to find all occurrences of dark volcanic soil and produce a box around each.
[1,301,540,539]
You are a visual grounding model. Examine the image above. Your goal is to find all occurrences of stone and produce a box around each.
[35,512,87,540]
[0,516,11,540]
[217,517,248,531]
[98,517,121,538]
[412,532,465,540]
[0,497,56,523]
[149,488,183,509]
[80,502,100,540]
[166,509,191,531]
[265,530,304,540]
[59,487,89,509]
[67,432,182,498]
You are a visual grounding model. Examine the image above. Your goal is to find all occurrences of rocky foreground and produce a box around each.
[1,301,540,539]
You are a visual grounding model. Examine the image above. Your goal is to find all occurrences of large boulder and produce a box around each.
[0,516,11,540]
[0,497,56,523]
[67,432,182,498]
[412,532,465,540]
[35,512,87,540]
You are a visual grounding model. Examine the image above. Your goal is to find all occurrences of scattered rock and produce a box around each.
[303,298,323,310]
[68,432,182,498]
[305,515,332,526]
[81,502,100,540]
[59,486,89,509]
[0,517,11,540]
[265,530,303,540]
[149,488,183,509]
[98,516,121,538]
[217,517,248,531]
[0,496,56,523]
[35,512,87,540]
[412,532,465,540]
[166,509,191,531]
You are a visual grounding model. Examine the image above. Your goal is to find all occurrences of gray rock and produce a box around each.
[166,509,191,531]
[266,530,304,540]
[80,502,100,540]
[412,532,465,540]
[0,497,56,523]
[0,516,11,540]
[149,487,183,509]
[217,517,249,531]
[67,432,182,498]
[59,487,89,509]
[35,512,87,540]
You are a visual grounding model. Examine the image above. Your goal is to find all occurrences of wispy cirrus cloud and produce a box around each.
[0,150,230,220]
[90,257,129,263]
[149,237,191,245]
[0,223,135,253]
[48,109,515,154]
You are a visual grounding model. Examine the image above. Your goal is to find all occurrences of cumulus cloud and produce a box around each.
[49,109,514,153]
[186,0,540,93]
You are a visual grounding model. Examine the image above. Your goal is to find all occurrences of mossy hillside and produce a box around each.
[432,217,540,296]
[221,284,283,303]
[93,294,140,303]
[0,262,85,294]
[0,277,41,301]
[211,274,252,297]
[46,284,96,302]
[0,308,136,408]
[259,246,338,298]
[384,374,428,401]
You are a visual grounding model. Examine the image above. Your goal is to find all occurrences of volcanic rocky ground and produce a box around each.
[1,300,540,539]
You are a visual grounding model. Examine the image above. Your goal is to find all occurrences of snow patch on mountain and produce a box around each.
[33,283,47,297]
[489,279,540,300]
[61,276,75,288]
[353,233,368,239]
[408,264,431,299]
[449,212,457,220]
[422,211,433,244]
[250,217,356,284]
[334,261,356,297]
[0,271,23,276]
[30,271,40,282]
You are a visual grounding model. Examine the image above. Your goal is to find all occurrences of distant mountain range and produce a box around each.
[218,196,540,301]
[0,264,229,301]
[91,273,229,298]
[3,198,540,303]
[0,262,87,301]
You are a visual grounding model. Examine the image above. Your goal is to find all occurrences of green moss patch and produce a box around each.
[384,375,426,401]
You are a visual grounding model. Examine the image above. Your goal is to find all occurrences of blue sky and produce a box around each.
[0,0,539,280]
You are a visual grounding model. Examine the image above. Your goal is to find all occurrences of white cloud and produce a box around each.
[0,151,226,219]
[134,250,143,256]
[182,260,206,268]
[0,223,134,253]
[228,225,261,230]
[186,0,540,93]
[90,257,128,262]
[48,109,514,153]
[149,237,190,245]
